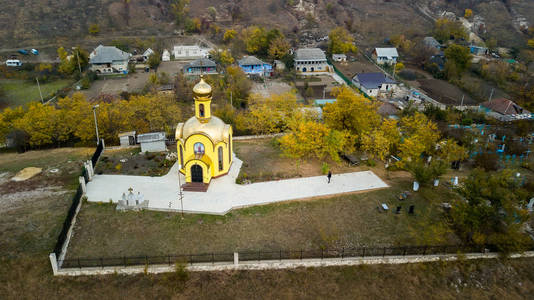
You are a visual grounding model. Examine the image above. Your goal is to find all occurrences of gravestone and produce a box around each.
[408,205,415,215]
[395,206,402,214]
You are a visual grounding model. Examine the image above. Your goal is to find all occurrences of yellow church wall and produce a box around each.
[194,98,211,120]
[183,159,211,183]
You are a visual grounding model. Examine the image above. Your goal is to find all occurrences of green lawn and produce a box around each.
[0,79,72,108]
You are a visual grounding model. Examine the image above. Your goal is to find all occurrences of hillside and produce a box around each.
[1,0,533,49]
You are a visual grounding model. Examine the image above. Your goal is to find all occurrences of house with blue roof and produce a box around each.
[238,56,272,77]
[351,73,397,97]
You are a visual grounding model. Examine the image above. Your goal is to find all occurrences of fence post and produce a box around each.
[234,252,239,266]
[212,253,214,265]
[123,256,126,267]
[79,176,87,194]
[168,255,171,266]
[100,258,103,269]
[383,247,386,257]
[279,250,282,261]
[78,258,81,269]
[423,246,427,256]
[403,248,407,256]
[145,256,148,266]
[321,249,324,260]
[190,254,193,266]
[258,251,260,262]
[49,253,58,275]
[300,249,303,260]
[341,248,344,260]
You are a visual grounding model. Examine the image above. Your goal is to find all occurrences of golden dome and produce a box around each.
[193,77,212,97]
[178,116,230,145]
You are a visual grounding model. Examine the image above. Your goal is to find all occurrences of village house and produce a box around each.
[89,45,131,74]
[332,54,347,62]
[162,49,171,62]
[183,58,218,76]
[372,48,399,65]
[138,132,167,152]
[238,56,273,77]
[295,48,329,73]
[423,37,441,50]
[479,98,532,121]
[173,45,210,60]
[142,48,154,61]
[352,72,397,97]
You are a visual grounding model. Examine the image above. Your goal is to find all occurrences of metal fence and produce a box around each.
[59,244,525,269]
[53,141,104,257]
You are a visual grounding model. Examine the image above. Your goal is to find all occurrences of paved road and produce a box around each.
[86,155,389,215]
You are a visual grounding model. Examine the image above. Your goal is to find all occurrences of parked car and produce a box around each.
[6,59,23,67]
[17,49,29,55]
[31,49,39,55]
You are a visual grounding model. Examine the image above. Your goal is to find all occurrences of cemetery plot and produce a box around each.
[65,177,459,259]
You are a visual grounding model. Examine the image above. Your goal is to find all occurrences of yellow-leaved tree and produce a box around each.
[323,86,380,144]
[268,36,291,59]
[245,92,299,134]
[361,119,401,161]
[437,139,468,163]
[279,119,353,162]
[14,103,59,147]
[328,27,358,54]
[397,112,440,165]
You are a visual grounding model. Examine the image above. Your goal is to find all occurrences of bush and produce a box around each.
[321,162,330,175]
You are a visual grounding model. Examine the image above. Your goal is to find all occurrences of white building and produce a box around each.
[142,48,155,61]
[295,48,329,74]
[332,54,347,62]
[162,49,171,62]
[352,73,397,97]
[118,131,136,147]
[173,45,211,60]
[137,132,167,152]
[372,48,399,65]
[89,45,131,74]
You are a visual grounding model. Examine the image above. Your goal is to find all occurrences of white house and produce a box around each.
[137,132,167,152]
[162,49,171,62]
[332,54,347,62]
[89,45,131,74]
[173,45,211,60]
[352,73,397,97]
[142,48,154,61]
[295,48,329,73]
[372,48,399,65]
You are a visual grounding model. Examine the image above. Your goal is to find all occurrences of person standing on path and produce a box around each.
[327,171,332,183]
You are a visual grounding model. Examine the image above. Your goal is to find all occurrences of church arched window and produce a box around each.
[228,136,232,163]
[218,146,223,171]
[179,145,184,167]
[199,103,205,117]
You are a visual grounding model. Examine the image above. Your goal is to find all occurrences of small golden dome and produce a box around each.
[193,76,212,97]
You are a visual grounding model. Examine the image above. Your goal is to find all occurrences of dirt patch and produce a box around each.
[96,147,176,176]
[417,78,477,106]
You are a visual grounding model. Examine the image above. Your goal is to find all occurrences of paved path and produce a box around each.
[86,156,389,215]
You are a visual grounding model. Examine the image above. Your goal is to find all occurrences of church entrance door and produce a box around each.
[191,165,203,183]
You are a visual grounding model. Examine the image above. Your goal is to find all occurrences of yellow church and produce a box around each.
[175,77,233,191]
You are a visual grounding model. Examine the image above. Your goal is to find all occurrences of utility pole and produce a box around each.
[230,91,233,109]
[460,95,464,109]
[489,88,494,103]
[92,105,100,145]
[36,77,44,103]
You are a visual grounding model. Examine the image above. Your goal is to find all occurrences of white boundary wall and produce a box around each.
[52,251,534,276]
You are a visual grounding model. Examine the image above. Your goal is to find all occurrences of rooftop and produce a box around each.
[480,98,530,116]
[374,48,399,58]
[238,56,267,66]
[423,37,440,48]
[89,45,131,64]
[295,48,327,61]
[353,73,397,90]
[186,58,217,68]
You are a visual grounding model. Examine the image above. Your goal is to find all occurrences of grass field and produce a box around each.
[0,79,72,108]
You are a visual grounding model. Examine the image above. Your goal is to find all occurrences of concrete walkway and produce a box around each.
[86,155,389,215]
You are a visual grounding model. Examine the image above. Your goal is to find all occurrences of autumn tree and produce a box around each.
[268,36,291,59]
[279,120,353,162]
[444,44,471,78]
[452,169,531,252]
[223,66,252,108]
[323,86,380,143]
[328,27,357,54]
[464,9,473,19]
[397,112,440,164]
[207,6,217,22]
[223,29,237,43]
[171,0,190,26]
[245,92,299,134]
[361,119,400,161]
[210,49,234,67]
[433,18,467,42]
[88,24,100,35]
